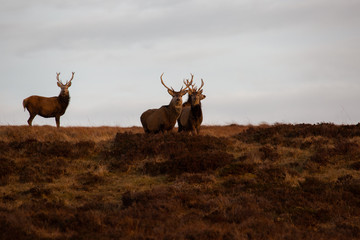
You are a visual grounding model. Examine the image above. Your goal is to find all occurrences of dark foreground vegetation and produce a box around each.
[0,124,360,239]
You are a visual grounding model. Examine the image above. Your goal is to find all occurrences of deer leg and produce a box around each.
[196,126,200,135]
[55,116,60,128]
[190,125,196,135]
[178,123,183,132]
[27,114,36,126]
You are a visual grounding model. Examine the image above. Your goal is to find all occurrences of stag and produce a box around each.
[140,73,191,133]
[178,75,206,135]
[23,72,74,128]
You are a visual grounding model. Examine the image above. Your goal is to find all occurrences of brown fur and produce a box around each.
[23,72,74,128]
[141,73,189,134]
[178,103,204,135]
[178,79,206,135]
[141,104,183,133]
[23,94,70,128]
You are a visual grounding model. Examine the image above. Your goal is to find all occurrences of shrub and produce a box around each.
[0,157,16,186]
[111,133,234,175]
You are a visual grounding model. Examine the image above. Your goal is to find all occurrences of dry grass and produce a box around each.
[0,124,245,143]
[0,125,143,143]
[1,123,360,239]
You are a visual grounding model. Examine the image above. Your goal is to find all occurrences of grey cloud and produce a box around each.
[1,0,360,126]
[3,0,359,55]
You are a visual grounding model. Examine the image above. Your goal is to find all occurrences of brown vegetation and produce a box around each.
[1,123,360,239]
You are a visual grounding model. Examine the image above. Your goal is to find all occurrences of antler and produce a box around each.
[56,72,63,85]
[183,73,194,91]
[160,73,175,92]
[198,78,204,91]
[66,72,75,85]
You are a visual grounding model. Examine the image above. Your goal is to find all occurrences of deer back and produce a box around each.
[24,95,65,118]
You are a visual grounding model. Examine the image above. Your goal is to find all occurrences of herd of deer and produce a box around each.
[23,72,206,134]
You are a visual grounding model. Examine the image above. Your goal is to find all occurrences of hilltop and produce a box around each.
[0,124,360,239]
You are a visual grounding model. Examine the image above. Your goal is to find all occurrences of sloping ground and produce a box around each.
[0,124,360,239]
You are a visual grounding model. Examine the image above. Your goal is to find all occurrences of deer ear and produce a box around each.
[201,94,206,100]
[67,82,72,87]
[57,82,62,87]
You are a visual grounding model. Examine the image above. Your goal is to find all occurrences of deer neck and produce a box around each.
[168,100,183,120]
[58,92,70,109]
[191,103,202,118]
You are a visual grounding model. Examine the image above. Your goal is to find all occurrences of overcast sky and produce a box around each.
[1,0,360,127]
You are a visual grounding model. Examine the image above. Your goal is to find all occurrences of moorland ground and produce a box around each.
[0,124,360,239]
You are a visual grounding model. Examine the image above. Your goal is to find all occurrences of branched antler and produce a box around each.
[183,73,195,92]
[56,72,64,85]
[160,73,175,92]
[66,72,75,85]
[198,78,204,91]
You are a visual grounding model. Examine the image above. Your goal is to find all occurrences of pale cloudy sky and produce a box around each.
[1,0,359,127]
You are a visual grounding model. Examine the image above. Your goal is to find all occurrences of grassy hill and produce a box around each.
[0,124,360,239]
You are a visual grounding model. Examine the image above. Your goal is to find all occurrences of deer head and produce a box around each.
[160,73,190,108]
[184,74,206,106]
[56,72,74,96]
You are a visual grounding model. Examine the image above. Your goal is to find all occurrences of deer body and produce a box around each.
[178,104,203,134]
[23,72,74,128]
[178,76,206,135]
[140,73,190,133]
[141,104,182,133]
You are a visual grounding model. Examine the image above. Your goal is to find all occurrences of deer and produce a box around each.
[23,72,74,128]
[178,74,206,135]
[140,73,191,134]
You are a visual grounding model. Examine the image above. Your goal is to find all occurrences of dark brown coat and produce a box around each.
[178,78,206,135]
